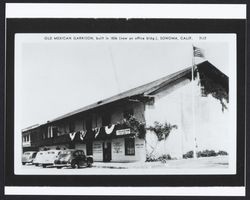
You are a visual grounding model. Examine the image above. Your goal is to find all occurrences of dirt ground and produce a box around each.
[19,155,230,175]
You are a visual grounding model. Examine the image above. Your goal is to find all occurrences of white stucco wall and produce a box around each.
[91,138,146,162]
[145,80,230,158]
[112,137,146,162]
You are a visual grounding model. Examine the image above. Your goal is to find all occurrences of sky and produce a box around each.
[16,34,231,129]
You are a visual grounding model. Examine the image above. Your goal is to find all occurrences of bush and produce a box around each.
[146,154,172,162]
[118,115,146,139]
[217,150,228,156]
[158,154,171,163]
[182,150,228,159]
[146,155,158,162]
[183,151,193,159]
[148,121,178,141]
[197,150,217,157]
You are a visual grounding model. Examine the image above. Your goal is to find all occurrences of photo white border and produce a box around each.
[6,3,246,19]
[5,3,246,197]
[5,186,245,196]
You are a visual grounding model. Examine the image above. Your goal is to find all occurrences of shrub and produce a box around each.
[197,150,217,157]
[158,154,172,163]
[148,121,178,141]
[182,150,228,159]
[146,155,158,162]
[183,151,193,159]
[118,115,146,139]
[217,150,228,156]
[146,154,172,162]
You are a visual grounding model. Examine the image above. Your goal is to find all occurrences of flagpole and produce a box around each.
[180,91,185,158]
[191,45,197,159]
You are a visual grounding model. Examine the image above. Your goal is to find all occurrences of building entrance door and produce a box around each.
[103,142,112,162]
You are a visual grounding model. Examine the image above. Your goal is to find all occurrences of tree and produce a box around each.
[147,121,178,159]
[118,115,146,139]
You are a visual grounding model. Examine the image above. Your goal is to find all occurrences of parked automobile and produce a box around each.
[54,149,93,169]
[40,150,62,168]
[33,151,48,166]
[22,151,37,165]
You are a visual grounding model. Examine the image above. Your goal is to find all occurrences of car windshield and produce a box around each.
[35,152,44,158]
[58,152,71,159]
[73,151,85,156]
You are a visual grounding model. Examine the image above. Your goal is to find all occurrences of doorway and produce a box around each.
[103,142,112,162]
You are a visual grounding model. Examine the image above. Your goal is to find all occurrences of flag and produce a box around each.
[69,132,77,141]
[79,130,86,140]
[105,124,115,135]
[193,46,205,58]
[93,127,100,138]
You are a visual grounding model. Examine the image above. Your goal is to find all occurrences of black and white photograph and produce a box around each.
[15,33,236,175]
[3,3,247,197]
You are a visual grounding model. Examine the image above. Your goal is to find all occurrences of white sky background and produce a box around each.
[18,34,229,129]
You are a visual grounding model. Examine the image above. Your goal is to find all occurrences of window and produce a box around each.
[86,142,93,155]
[47,126,58,138]
[83,119,85,130]
[74,150,85,156]
[123,108,134,119]
[69,121,75,132]
[47,126,53,138]
[47,127,50,138]
[102,113,111,126]
[63,122,67,134]
[125,138,135,155]
[52,127,58,137]
[86,116,92,131]
[92,114,98,128]
[24,134,30,142]
[57,127,62,136]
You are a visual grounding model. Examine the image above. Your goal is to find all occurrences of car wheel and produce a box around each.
[87,161,92,167]
[56,167,62,169]
[22,162,25,165]
[42,164,46,168]
[71,161,79,169]
[35,163,39,166]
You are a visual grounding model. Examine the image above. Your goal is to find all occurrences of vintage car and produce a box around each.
[22,151,37,165]
[33,151,48,166]
[54,149,93,169]
[40,150,62,168]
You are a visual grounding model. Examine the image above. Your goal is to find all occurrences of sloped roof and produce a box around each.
[46,60,228,123]
[49,67,191,123]
[22,124,40,132]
